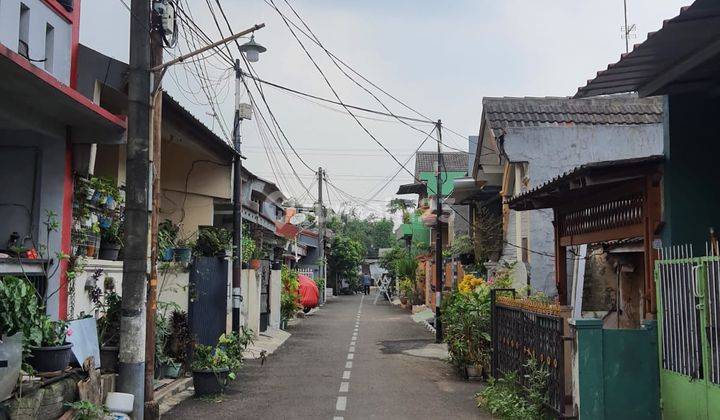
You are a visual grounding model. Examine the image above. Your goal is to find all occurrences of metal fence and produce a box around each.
[491,289,567,417]
[657,245,720,385]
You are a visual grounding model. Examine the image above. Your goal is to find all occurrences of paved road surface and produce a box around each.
[166,294,487,419]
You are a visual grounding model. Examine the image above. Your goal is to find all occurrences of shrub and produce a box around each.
[476,358,551,420]
[281,266,301,320]
[442,276,491,369]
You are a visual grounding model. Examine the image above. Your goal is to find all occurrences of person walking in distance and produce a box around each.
[362,272,371,295]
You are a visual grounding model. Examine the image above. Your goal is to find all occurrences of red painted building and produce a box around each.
[0,0,126,319]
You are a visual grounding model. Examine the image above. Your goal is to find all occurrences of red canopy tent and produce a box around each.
[298,274,319,309]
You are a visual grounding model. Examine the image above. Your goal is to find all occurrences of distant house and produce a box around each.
[472,95,663,295]
[396,151,470,251]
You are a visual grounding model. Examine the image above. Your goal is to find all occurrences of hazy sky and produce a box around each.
[80,0,687,219]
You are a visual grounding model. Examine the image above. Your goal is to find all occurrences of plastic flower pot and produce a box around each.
[465,364,484,381]
[105,196,116,210]
[99,242,121,261]
[192,368,229,396]
[99,216,112,229]
[161,248,175,262]
[0,333,23,402]
[100,346,119,372]
[162,362,182,379]
[28,343,73,373]
[173,247,192,264]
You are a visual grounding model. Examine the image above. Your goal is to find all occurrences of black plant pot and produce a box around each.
[29,343,73,373]
[100,346,119,372]
[192,368,229,396]
[99,242,121,261]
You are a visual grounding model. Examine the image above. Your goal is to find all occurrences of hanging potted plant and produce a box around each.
[173,228,194,264]
[27,316,73,373]
[191,344,232,396]
[0,276,39,401]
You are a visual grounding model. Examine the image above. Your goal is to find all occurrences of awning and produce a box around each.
[446,176,498,205]
[0,45,126,143]
[575,0,720,98]
[396,182,427,195]
[508,156,664,211]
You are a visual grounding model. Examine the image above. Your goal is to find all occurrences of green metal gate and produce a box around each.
[655,246,720,419]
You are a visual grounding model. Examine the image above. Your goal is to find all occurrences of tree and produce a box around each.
[387,198,414,224]
[327,234,364,290]
[327,211,395,258]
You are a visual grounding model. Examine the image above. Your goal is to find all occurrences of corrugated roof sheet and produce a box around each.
[575,0,720,98]
[415,151,468,176]
[482,95,662,132]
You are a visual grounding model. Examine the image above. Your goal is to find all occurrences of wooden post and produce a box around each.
[644,171,662,316]
[554,210,568,305]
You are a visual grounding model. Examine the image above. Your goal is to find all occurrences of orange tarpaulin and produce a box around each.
[298,274,319,309]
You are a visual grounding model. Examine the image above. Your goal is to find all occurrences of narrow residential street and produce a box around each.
[166,294,485,420]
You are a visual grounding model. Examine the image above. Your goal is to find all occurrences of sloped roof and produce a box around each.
[575,0,720,98]
[482,95,662,133]
[415,151,468,176]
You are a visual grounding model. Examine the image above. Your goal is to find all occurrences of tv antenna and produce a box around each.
[621,0,637,53]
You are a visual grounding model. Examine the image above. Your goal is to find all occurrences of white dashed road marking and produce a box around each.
[333,294,364,419]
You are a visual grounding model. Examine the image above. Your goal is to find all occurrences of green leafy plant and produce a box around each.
[194,227,232,257]
[217,327,254,379]
[34,316,68,347]
[241,234,257,263]
[441,281,491,369]
[0,276,41,342]
[64,400,109,420]
[450,234,474,257]
[101,218,123,246]
[476,358,551,420]
[281,265,301,321]
[192,344,232,380]
[166,310,193,369]
[314,277,326,293]
[398,277,414,299]
[96,292,121,347]
[158,219,179,252]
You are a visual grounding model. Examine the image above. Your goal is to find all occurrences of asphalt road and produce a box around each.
[166,293,487,420]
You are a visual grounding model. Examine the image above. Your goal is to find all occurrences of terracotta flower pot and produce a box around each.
[249,259,261,270]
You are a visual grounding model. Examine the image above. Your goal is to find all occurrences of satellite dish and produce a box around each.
[290,213,307,225]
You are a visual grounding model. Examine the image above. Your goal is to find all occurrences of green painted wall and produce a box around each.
[664,94,720,249]
[573,319,660,419]
[419,171,466,197]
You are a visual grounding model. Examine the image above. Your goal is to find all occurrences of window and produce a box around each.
[44,23,54,72]
[18,3,30,58]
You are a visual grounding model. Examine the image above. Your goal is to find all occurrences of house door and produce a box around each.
[656,247,720,419]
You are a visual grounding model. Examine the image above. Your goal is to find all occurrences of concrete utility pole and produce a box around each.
[143,4,164,418]
[232,59,244,332]
[317,167,325,304]
[119,0,151,418]
[434,120,444,344]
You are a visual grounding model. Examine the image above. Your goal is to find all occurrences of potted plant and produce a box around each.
[166,310,192,372]
[173,236,194,264]
[96,291,121,372]
[27,316,73,373]
[398,277,413,306]
[248,240,263,270]
[241,235,256,269]
[0,276,39,400]
[191,344,232,396]
[99,218,123,261]
[158,219,178,262]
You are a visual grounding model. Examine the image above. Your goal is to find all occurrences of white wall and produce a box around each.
[503,124,664,296]
[69,261,191,320]
[0,0,72,84]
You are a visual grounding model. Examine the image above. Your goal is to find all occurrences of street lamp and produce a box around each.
[239,34,267,63]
